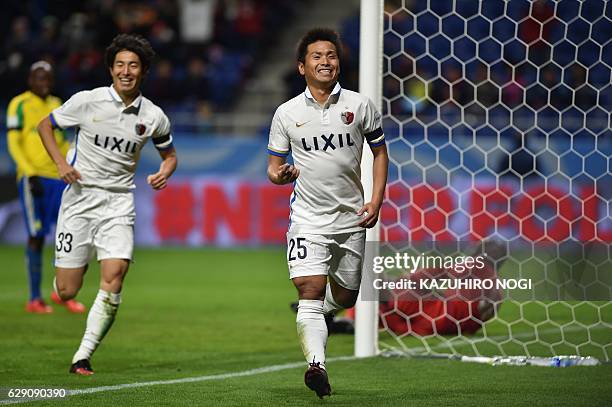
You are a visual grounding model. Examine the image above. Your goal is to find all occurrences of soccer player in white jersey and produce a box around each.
[267,28,388,398]
[37,34,177,375]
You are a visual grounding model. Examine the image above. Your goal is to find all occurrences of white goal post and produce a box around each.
[355,0,384,358]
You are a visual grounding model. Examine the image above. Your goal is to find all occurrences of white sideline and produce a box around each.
[0,356,358,405]
[3,326,609,404]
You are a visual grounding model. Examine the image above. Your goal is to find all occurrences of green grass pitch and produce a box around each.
[0,245,610,406]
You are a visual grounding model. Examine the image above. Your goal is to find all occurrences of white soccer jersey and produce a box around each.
[268,83,385,234]
[50,86,173,191]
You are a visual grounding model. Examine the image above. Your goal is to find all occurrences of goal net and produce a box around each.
[374,0,611,361]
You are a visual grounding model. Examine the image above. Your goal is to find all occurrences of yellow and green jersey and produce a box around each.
[6,90,69,179]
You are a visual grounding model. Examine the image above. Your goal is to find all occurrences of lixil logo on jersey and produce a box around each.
[301,133,354,152]
[94,134,138,153]
[341,111,354,125]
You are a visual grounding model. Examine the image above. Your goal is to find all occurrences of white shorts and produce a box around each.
[54,184,135,268]
[286,231,366,290]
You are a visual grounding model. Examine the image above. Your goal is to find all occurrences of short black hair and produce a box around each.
[105,34,155,73]
[296,28,342,63]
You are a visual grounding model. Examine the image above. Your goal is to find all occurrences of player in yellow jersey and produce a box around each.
[6,61,86,314]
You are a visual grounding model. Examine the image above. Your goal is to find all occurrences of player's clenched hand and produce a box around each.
[357,201,382,228]
[276,163,300,184]
[57,161,82,184]
[147,172,168,190]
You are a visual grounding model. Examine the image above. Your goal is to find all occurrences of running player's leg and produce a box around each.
[324,231,365,315]
[297,231,363,398]
[293,274,331,398]
[45,178,86,312]
[70,258,129,374]
[53,185,92,302]
[55,235,92,374]
[100,258,130,293]
[18,176,50,312]
[71,214,133,374]
[26,235,43,301]
[293,274,328,368]
[288,233,332,397]
[290,233,329,369]
[54,266,87,300]
[324,276,359,312]
[54,226,92,374]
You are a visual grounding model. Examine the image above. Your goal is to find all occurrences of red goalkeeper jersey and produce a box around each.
[380,299,483,336]
[379,262,498,336]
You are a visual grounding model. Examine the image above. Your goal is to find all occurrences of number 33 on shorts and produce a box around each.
[56,232,74,253]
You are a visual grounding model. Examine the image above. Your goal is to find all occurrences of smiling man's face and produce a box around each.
[110,50,144,102]
[299,40,340,89]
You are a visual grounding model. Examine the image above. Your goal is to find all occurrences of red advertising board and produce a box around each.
[136,178,610,246]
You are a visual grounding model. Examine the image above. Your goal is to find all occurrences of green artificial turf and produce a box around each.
[0,245,610,406]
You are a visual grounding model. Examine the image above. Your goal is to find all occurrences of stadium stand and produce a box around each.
[0,0,301,121]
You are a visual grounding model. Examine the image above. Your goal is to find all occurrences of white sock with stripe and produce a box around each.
[296,299,327,369]
[72,289,121,363]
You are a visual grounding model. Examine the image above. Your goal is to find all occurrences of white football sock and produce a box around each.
[322,283,343,316]
[72,289,121,363]
[296,299,327,369]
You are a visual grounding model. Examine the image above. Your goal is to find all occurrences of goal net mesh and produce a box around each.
[378,0,611,360]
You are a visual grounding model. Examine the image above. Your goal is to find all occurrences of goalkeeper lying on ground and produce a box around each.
[292,241,508,336]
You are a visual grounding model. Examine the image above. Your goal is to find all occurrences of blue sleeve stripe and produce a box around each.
[288,181,298,228]
[369,139,386,148]
[69,130,79,166]
[49,113,60,128]
[268,148,289,157]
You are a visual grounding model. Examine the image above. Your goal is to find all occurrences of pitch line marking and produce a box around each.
[0,356,358,405]
[3,326,609,404]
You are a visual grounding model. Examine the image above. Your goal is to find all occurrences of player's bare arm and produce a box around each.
[267,154,299,185]
[147,147,177,190]
[37,116,81,184]
[358,143,388,228]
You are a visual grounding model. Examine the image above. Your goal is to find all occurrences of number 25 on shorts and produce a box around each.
[288,237,307,261]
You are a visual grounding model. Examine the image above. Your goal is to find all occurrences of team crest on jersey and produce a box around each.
[341,111,354,125]
[135,123,146,135]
